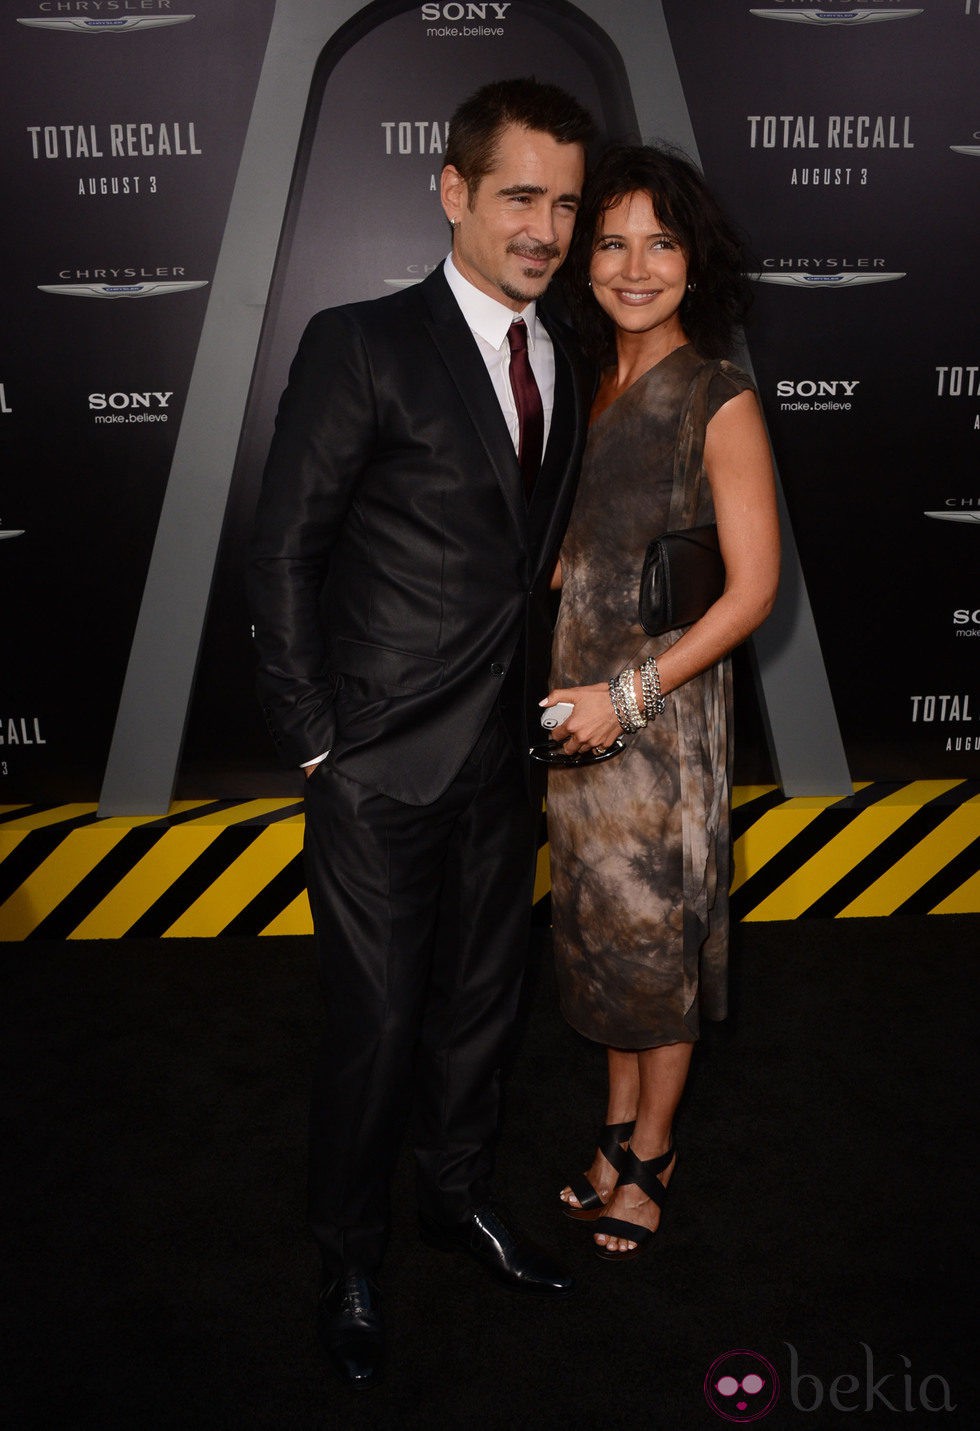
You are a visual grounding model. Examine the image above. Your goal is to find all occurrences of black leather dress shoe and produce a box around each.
[317,1270,384,1387]
[420,1201,574,1296]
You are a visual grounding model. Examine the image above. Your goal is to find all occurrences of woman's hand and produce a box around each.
[539,683,623,754]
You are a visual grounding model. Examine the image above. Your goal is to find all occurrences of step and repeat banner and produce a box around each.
[2,0,276,802]
[1,0,976,807]
[661,0,979,781]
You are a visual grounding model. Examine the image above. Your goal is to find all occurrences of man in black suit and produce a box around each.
[249,78,593,1385]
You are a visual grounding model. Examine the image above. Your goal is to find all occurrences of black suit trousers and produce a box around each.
[304,713,538,1274]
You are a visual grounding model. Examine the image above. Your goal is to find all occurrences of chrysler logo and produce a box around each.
[748,271,905,287]
[749,8,921,24]
[38,280,208,299]
[17,16,195,32]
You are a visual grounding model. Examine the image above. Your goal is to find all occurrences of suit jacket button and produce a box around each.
[490,662,505,677]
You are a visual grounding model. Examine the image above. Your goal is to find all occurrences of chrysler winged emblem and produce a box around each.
[17,15,195,32]
[749,8,921,24]
[748,272,905,288]
[38,281,208,299]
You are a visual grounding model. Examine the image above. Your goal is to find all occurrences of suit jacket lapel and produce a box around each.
[419,267,527,540]
[529,308,591,578]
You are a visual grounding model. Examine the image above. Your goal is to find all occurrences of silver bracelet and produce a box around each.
[610,672,639,733]
[608,676,631,733]
[614,666,646,734]
[640,655,666,719]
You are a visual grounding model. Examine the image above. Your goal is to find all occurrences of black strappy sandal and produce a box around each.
[592,1143,676,1259]
[560,1119,636,1222]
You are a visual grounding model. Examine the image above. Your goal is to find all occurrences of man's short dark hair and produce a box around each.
[445,77,594,201]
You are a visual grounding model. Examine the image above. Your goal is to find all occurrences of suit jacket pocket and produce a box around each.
[331,637,446,696]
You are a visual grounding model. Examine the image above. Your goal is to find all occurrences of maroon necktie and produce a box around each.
[507,319,543,500]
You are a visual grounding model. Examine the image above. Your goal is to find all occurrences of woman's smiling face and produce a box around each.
[588,189,689,344]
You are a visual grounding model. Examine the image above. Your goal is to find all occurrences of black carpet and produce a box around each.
[2,917,976,1429]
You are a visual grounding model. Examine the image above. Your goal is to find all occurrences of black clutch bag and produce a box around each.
[638,523,725,637]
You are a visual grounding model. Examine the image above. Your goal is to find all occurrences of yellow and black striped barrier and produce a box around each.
[1,780,978,940]
[730,780,979,919]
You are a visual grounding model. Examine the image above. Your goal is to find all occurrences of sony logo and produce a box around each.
[88,391,173,409]
[776,380,859,397]
[421,3,510,18]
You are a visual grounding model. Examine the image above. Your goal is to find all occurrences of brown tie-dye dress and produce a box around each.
[548,345,754,1050]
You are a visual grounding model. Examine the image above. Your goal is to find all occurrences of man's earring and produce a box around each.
[687,282,696,291]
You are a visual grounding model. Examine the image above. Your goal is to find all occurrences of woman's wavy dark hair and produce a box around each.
[558,143,752,364]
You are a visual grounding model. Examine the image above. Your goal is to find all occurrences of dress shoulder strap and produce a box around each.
[668,358,723,529]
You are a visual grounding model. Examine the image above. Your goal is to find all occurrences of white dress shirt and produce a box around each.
[443,250,557,455]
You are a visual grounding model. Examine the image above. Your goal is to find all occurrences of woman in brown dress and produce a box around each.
[542,146,780,1259]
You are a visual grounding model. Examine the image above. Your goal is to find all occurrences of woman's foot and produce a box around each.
[593,1142,676,1256]
[559,1149,618,1216]
[558,1120,635,1220]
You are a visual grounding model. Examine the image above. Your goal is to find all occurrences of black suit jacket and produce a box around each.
[249,264,592,805]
